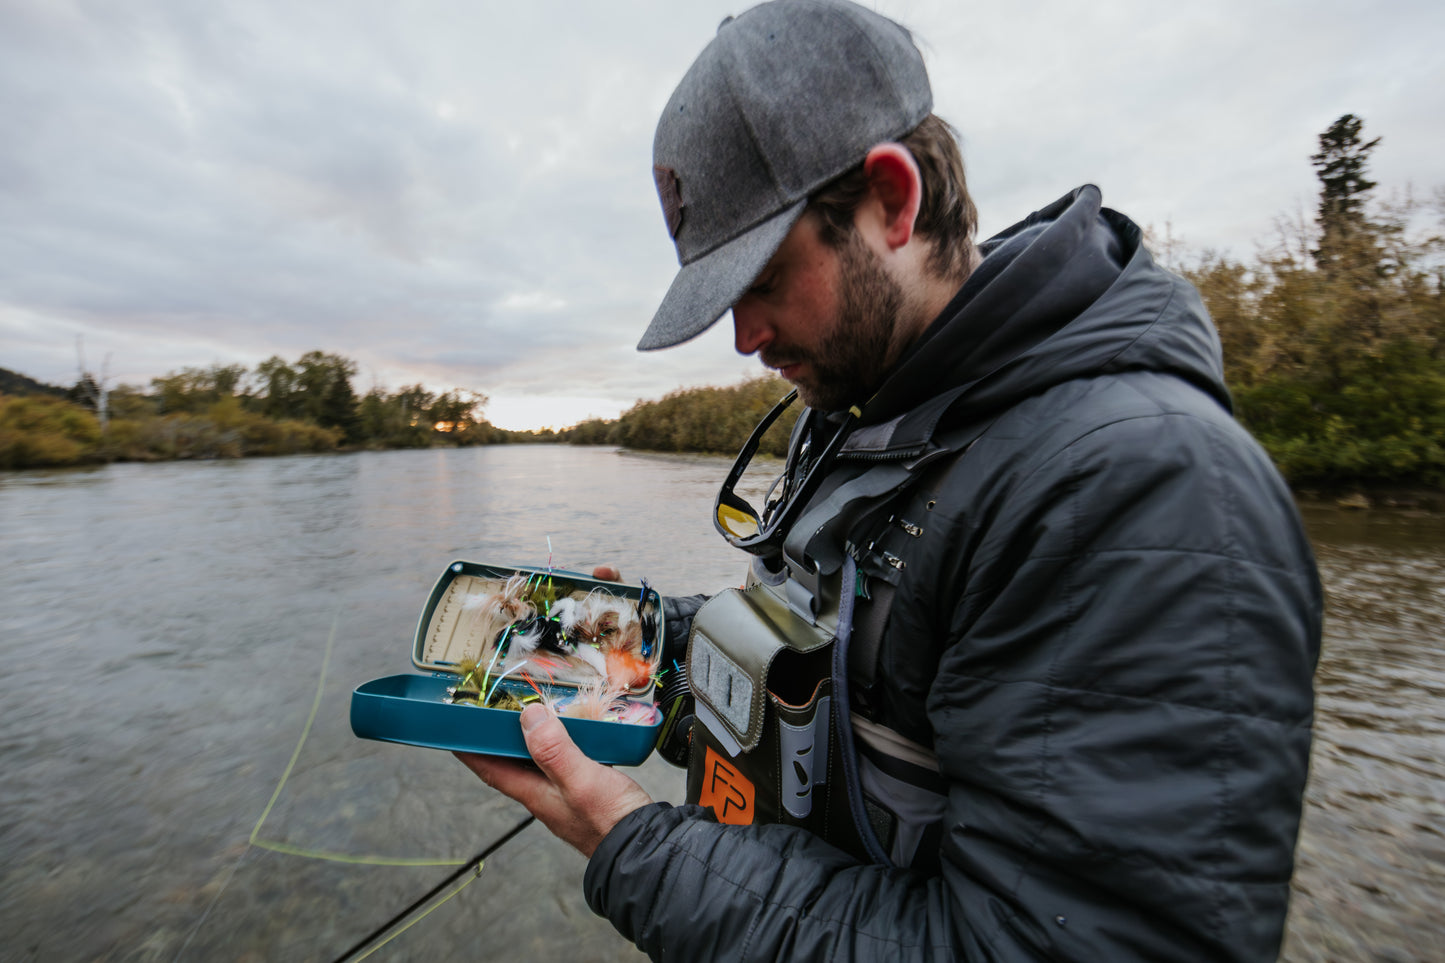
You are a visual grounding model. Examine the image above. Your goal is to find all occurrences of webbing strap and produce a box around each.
[831,555,892,866]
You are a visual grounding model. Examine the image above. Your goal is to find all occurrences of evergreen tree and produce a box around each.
[319,371,361,442]
[1311,113,1380,274]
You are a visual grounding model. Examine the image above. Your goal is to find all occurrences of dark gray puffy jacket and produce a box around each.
[585,186,1322,962]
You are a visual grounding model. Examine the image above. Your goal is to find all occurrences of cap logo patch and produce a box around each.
[653,165,684,239]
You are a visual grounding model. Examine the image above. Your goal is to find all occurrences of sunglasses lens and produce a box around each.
[716,502,760,539]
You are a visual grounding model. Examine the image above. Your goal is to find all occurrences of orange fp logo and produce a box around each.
[699,746,755,825]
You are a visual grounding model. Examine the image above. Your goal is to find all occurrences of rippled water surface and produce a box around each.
[1282,506,1445,962]
[1,449,1440,961]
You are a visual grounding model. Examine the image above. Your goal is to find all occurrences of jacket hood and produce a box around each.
[851,185,1229,443]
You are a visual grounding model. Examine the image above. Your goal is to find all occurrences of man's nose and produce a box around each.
[732,301,773,356]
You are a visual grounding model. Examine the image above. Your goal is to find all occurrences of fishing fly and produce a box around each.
[432,570,661,726]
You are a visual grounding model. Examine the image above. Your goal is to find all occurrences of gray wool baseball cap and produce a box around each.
[638,0,933,351]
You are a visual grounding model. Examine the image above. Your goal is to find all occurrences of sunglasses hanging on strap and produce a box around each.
[713,390,864,558]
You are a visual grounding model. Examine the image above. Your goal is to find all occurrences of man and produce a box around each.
[458,2,1322,960]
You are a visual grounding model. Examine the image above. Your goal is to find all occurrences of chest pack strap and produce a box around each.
[781,416,996,621]
[780,462,914,620]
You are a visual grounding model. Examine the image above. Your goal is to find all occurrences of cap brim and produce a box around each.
[637,200,808,351]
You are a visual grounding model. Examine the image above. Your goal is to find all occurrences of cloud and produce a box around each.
[2,0,1442,428]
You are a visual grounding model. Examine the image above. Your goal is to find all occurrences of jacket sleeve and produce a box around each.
[660,593,707,667]
[586,802,962,961]
[587,410,1321,962]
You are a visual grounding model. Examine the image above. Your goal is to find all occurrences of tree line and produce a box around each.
[1181,114,1443,487]
[0,351,547,469]
[558,375,794,458]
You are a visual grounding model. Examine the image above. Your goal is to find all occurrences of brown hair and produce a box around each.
[808,114,978,282]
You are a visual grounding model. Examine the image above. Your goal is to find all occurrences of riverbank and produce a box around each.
[1295,487,1445,513]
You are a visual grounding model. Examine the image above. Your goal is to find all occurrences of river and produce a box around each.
[0,447,1440,962]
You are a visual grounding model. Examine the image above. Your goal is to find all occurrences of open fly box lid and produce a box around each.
[350,561,666,766]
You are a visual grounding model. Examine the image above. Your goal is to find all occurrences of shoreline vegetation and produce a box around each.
[4,116,1441,498]
[2,365,1438,508]
[0,360,797,468]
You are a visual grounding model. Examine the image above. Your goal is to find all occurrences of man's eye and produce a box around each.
[749,273,777,296]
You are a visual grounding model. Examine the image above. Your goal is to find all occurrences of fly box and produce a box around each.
[350,561,665,766]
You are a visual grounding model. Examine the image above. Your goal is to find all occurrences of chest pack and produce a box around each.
[683,557,856,848]
[682,408,992,868]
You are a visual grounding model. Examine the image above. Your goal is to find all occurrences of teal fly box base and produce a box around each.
[350,561,665,766]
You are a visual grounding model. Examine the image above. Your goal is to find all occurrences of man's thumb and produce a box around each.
[519,703,583,778]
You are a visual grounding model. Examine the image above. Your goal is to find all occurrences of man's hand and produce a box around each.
[455,703,654,858]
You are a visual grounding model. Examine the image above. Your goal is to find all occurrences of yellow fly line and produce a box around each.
[248,610,471,867]
[177,610,495,963]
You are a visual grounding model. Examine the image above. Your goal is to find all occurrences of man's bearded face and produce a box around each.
[760,228,904,411]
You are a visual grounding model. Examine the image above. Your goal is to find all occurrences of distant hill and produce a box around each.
[0,367,69,398]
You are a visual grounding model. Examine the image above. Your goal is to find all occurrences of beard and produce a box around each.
[761,229,905,412]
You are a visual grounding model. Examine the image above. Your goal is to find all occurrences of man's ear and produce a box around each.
[860,142,923,251]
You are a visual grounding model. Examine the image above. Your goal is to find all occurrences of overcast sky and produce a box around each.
[3,0,1441,430]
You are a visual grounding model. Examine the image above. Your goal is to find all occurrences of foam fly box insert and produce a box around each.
[350,561,665,766]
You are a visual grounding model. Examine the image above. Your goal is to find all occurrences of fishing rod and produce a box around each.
[331,814,536,963]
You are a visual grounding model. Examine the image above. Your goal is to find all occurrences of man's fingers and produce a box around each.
[591,565,622,582]
[457,707,654,859]
[455,751,546,798]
